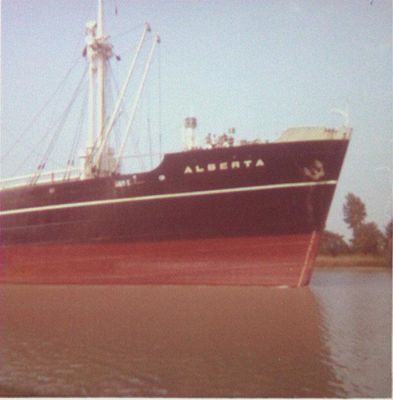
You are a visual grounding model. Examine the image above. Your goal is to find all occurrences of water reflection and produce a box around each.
[312,268,392,397]
[0,268,390,397]
[1,284,336,397]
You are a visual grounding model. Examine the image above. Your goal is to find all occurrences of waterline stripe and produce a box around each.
[0,180,337,216]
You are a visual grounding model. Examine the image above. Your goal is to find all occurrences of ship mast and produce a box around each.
[96,0,106,160]
[83,0,114,178]
[82,1,157,178]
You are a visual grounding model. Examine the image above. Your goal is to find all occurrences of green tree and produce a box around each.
[343,193,366,231]
[351,222,384,255]
[319,230,349,256]
[385,219,392,242]
[384,219,392,265]
[342,193,386,256]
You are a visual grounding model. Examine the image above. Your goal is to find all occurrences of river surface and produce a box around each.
[0,267,391,397]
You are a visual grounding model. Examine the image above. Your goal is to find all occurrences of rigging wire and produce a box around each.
[35,67,88,175]
[147,116,153,170]
[2,55,83,162]
[64,84,88,179]
[3,7,166,180]
[107,62,122,150]
[114,34,160,172]
[12,67,87,183]
[112,23,145,40]
[117,39,162,173]
[134,132,145,171]
[158,41,162,161]
[79,54,130,173]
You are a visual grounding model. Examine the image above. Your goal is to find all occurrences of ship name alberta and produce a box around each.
[184,158,265,174]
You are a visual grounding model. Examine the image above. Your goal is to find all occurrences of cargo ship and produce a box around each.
[0,1,351,287]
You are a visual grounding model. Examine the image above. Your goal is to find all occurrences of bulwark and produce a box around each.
[184,158,265,174]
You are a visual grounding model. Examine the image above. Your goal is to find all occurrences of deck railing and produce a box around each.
[0,168,81,190]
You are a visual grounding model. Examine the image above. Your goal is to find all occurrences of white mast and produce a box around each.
[96,0,106,158]
[82,1,157,178]
[84,20,97,178]
[82,0,113,178]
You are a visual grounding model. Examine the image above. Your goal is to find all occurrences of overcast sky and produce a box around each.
[1,0,392,237]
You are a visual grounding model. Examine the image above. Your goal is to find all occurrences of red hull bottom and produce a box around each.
[0,233,321,287]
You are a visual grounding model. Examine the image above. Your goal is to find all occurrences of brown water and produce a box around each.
[0,267,391,397]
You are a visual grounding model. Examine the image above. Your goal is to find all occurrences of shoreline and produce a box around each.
[315,254,392,268]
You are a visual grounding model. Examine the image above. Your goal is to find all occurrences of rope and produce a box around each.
[29,67,87,184]
[158,42,162,161]
[2,55,83,162]
[112,23,145,40]
[64,84,88,179]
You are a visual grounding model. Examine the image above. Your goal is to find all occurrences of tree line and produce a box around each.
[320,193,392,263]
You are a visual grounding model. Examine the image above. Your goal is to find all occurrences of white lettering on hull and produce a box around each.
[184,159,265,174]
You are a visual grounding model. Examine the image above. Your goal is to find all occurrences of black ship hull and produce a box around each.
[0,139,349,286]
